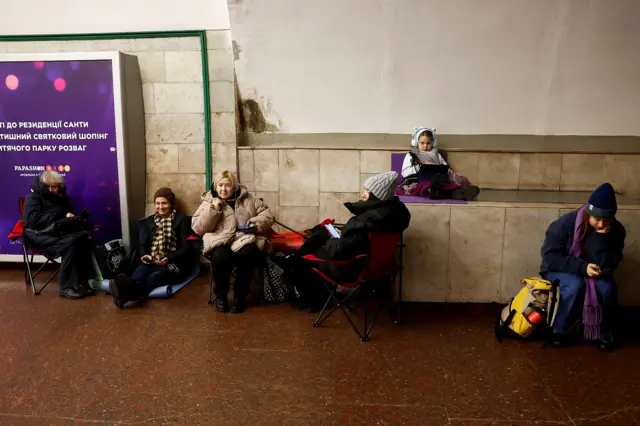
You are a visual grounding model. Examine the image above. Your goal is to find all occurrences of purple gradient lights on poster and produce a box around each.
[0,59,122,257]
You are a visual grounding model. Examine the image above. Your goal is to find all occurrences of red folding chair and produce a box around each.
[7,197,61,295]
[303,232,402,341]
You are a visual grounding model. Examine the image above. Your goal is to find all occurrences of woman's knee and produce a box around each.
[552,273,585,296]
[236,243,261,264]
[132,265,154,283]
[209,246,232,265]
[147,271,171,289]
[595,278,615,298]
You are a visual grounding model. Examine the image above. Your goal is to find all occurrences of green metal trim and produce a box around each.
[0,30,213,188]
[0,31,201,42]
[199,32,213,189]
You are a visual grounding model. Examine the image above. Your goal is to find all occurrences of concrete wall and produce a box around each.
[238,148,640,228]
[1,0,230,34]
[229,0,640,136]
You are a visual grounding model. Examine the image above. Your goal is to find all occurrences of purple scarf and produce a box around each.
[569,206,601,340]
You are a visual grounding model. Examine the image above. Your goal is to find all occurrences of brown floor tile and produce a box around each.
[2,269,640,425]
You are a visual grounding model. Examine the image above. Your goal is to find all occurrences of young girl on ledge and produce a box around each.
[399,127,479,201]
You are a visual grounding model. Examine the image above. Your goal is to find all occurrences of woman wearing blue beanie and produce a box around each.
[540,183,626,351]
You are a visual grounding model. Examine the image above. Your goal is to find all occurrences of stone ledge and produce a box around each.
[238,133,640,154]
[401,202,640,305]
[402,189,640,209]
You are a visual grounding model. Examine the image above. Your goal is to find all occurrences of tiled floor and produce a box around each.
[1,266,640,425]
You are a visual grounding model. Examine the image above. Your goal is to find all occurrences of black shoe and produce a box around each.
[452,185,480,201]
[216,297,230,313]
[79,285,96,297]
[549,332,567,348]
[109,274,135,308]
[303,304,322,314]
[289,300,308,310]
[59,287,85,299]
[230,298,246,314]
[428,174,448,200]
[597,334,616,352]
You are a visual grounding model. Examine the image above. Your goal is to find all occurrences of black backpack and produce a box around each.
[94,239,129,279]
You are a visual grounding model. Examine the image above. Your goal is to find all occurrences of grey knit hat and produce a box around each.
[364,171,398,201]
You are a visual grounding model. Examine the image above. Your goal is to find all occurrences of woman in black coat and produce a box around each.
[23,171,95,299]
[292,171,411,311]
[108,187,197,308]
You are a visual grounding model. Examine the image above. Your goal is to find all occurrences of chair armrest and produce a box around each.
[301,253,367,266]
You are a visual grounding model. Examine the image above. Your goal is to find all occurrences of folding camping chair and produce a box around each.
[7,197,61,295]
[303,232,402,341]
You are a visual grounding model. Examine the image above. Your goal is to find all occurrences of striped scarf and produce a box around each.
[151,210,177,261]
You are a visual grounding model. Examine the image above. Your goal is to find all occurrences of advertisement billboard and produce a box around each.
[0,54,127,260]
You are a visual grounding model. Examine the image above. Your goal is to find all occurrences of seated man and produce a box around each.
[108,188,197,308]
[290,171,411,311]
[22,171,95,299]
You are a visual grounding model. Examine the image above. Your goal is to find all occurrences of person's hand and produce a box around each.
[587,263,601,278]
[141,255,153,264]
[66,212,74,218]
[158,257,169,266]
[212,198,223,211]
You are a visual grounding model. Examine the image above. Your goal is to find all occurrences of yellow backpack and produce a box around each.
[495,277,560,341]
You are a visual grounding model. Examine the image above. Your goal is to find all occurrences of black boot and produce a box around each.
[109,274,135,309]
[597,333,616,352]
[59,287,85,299]
[216,297,230,313]
[428,174,449,200]
[452,185,480,201]
[78,285,96,297]
[231,297,246,314]
[549,332,568,348]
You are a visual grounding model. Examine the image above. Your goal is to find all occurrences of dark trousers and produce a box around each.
[210,243,261,300]
[131,265,180,299]
[33,231,94,291]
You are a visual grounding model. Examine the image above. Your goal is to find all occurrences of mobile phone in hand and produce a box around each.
[598,268,612,275]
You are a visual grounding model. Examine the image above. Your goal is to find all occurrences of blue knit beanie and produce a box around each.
[587,183,617,219]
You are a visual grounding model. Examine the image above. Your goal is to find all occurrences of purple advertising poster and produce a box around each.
[0,58,122,258]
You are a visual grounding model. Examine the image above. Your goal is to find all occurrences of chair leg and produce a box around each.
[208,262,215,304]
[364,292,387,340]
[313,280,365,340]
[37,263,59,293]
[22,243,38,295]
[313,294,334,327]
[396,235,405,325]
[314,286,359,327]
[362,284,369,342]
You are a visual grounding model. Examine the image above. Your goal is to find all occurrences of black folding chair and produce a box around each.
[7,197,60,295]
